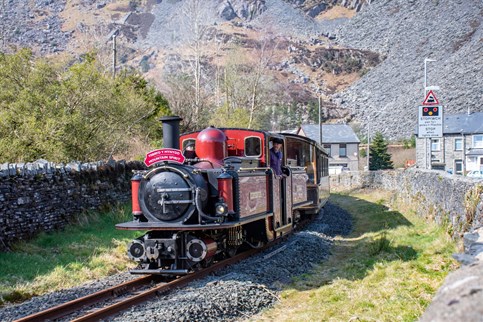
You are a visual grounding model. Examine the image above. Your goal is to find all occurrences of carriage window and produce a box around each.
[245,137,261,157]
[182,139,196,150]
[316,151,328,183]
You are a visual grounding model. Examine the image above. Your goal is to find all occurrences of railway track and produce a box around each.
[14,248,261,322]
[13,216,312,322]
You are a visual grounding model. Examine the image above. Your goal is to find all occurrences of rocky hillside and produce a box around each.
[1,0,481,139]
[335,0,483,139]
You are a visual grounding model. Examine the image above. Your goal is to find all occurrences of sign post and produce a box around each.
[418,90,443,169]
[418,105,443,138]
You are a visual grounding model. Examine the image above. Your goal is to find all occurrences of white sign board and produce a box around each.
[418,105,443,138]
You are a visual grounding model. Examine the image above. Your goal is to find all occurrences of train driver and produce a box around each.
[270,138,283,178]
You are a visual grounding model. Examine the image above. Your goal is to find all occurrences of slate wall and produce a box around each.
[0,160,146,251]
[330,169,483,237]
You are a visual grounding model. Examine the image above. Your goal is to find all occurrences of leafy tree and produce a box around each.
[209,105,251,128]
[402,135,416,149]
[0,49,170,163]
[369,132,394,170]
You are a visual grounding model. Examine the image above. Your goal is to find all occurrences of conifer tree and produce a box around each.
[369,132,394,170]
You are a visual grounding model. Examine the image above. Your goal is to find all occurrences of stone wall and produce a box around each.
[330,169,483,236]
[0,159,146,251]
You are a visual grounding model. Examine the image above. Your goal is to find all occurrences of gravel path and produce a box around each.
[0,201,352,322]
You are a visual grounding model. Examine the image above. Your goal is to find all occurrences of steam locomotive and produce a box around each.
[116,116,330,275]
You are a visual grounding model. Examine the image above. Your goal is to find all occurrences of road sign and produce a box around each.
[422,90,439,105]
[418,105,443,138]
[422,105,440,116]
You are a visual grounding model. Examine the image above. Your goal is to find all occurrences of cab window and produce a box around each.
[245,137,261,157]
[182,139,196,150]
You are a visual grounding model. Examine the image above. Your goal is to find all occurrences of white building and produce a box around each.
[297,124,360,173]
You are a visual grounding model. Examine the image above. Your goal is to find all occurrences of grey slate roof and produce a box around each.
[299,124,360,144]
[443,112,483,134]
[467,149,483,156]
[415,112,483,135]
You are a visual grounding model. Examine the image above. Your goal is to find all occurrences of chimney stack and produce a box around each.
[160,116,183,149]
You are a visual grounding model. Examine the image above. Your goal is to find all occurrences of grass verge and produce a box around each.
[253,190,459,321]
[0,205,141,306]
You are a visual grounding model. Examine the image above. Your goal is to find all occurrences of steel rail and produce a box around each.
[13,275,156,322]
[71,248,261,322]
[14,218,311,322]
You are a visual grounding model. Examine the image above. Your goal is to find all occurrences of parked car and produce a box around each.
[467,170,483,179]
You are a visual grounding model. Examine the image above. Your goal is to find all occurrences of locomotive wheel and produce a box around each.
[201,257,214,268]
[226,247,238,258]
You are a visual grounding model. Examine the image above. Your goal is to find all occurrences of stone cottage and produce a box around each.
[416,111,483,174]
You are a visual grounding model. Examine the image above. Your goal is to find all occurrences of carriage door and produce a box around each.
[281,166,293,227]
[276,139,293,233]
[269,138,290,233]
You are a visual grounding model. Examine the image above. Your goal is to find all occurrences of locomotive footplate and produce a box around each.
[116,212,270,231]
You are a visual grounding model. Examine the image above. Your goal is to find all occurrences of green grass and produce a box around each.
[0,205,142,305]
[254,190,459,322]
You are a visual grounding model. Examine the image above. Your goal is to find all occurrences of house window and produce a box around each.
[339,144,347,157]
[431,139,440,151]
[454,138,462,151]
[323,144,331,157]
[473,135,483,148]
[455,160,463,174]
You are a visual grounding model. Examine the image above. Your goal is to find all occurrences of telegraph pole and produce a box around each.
[112,33,117,77]
[318,94,322,145]
[367,119,370,171]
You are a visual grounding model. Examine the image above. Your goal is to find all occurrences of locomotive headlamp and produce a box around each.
[215,203,228,216]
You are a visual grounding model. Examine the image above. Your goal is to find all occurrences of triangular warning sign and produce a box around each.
[422,90,439,105]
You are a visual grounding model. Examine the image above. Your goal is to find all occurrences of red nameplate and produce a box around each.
[144,148,185,167]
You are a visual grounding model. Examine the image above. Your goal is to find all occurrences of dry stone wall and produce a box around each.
[330,169,483,237]
[331,169,483,321]
[0,159,146,251]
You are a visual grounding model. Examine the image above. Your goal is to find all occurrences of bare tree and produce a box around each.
[247,34,280,128]
[183,0,209,124]
[220,32,281,129]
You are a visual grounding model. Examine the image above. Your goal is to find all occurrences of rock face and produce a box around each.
[335,0,483,139]
[0,0,481,139]
[0,0,71,54]
[218,0,267,21]
[283,0,369,15]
